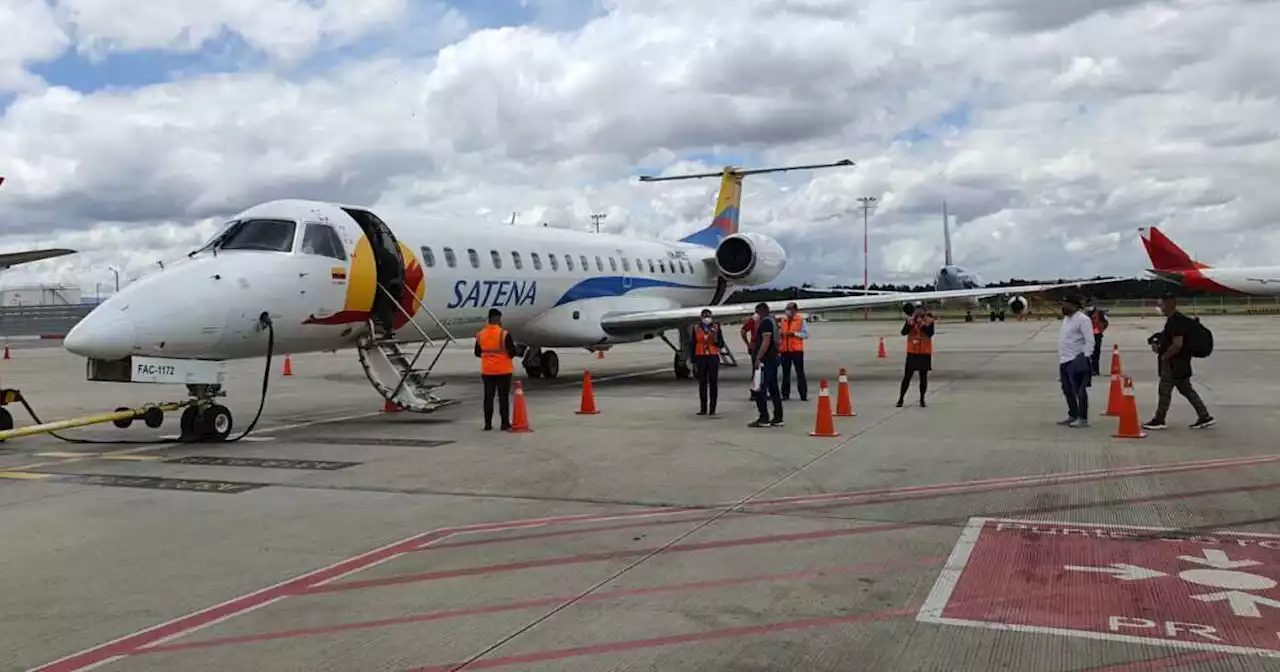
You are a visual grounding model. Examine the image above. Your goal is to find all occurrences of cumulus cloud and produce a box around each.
[1,0,1278,294]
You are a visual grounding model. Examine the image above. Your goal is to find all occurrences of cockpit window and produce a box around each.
[301,223,347,260]
[218,219,297,253]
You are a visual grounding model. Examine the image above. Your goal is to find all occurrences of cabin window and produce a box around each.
[490,250,503,269]
[531,252,543,270]
[512,251,524,270]
[647,260,655,274]
[300,222,347,260]
[548,254,559,271]
[467,249,480,268]
[595,256,604,272]
[443,247,457,268]
[636,258,643,273]
[421,246,435,268]
[619,257,629,272]
[678,260,687,274]
[218,219,297,253]
[565,254,574,271]
[580,255,590,272]
[659,260,667,274]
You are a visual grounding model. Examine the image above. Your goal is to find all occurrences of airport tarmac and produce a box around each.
[3,315,1280,671]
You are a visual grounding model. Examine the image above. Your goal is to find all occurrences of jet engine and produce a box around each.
[1008,295,1028,314]
[714,232,787,286]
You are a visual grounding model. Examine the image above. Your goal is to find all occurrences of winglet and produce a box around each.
[1139,226,1209,271]
[639,159,856,248]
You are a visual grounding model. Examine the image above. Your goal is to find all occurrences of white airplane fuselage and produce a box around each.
[64,200,724,362]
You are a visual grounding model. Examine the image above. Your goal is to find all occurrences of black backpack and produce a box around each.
[1187,317,1214,358]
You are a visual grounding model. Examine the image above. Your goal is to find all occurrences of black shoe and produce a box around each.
[483,425,492,431]
[770,418,785,427]
[895,399,904,408]
[919,398,927,408]
[1141,420,1167,430]
[748,418,771,428]
[500,424,512,432]
[1190,417,1216,429]
[697,410,707,416]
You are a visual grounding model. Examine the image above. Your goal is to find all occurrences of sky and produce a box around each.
[1,0,1278,295]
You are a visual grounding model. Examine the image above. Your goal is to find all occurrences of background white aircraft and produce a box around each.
[63,160,1116,441]
[810,202,1033,320]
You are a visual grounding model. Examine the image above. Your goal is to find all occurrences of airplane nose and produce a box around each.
[64,310,137,359]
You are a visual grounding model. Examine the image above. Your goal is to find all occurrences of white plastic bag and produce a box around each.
[750,365,762,392]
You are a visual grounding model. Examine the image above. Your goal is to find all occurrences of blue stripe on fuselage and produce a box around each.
[553,276,712,307]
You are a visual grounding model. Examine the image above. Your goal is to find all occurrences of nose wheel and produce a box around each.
[179,404,234,442]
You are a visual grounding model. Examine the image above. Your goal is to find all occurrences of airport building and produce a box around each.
[0,284,82,307]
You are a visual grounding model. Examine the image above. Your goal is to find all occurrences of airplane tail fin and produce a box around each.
[1139,226,1209,271]
[638,159,856,248]
[943,201,953,266]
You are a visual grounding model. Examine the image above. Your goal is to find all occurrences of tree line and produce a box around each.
[726,276,1217,304]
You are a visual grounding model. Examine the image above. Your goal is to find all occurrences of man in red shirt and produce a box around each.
[741,316,758,401]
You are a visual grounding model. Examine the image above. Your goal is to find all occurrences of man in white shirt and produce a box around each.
[1058,295,1096,427]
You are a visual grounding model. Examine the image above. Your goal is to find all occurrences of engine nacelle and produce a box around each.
[1008,295,1028,314]
[714,232,787,286]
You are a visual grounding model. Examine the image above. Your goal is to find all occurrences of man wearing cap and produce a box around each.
[474,308,520,431]
[1057,295,1096,427]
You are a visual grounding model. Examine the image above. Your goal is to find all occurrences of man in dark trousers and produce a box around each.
[778,301,809,401]
[1085,299,1109,375]
[1142,294,1216,430]
[897,305,935,407]
[749,303,784,427]
[688,308,728,416]
[474,308,520,431]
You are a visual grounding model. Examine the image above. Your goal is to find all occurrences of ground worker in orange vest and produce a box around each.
[897,305,935,407]
[688,308,728,416]
[778,301,809,401]
[473,308,519,431]
[1086,299,1109,375]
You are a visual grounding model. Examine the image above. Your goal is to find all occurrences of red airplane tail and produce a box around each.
[1139,226,1209,271]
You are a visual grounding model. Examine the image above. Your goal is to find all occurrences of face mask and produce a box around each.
[701,317,712,325]
[785,309,795,317]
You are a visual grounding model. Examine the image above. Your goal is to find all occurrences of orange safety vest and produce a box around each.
[906,322,933,355]
[476,325,514,375]
[779,314,805,353]
[694,324,720,356]
[1091,310,1106,335]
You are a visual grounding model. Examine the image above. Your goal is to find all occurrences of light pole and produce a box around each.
[590,212,607,233]
[107,266,120,292]
[856,196,877,319]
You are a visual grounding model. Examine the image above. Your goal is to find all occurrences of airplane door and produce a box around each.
[342,207,405,331]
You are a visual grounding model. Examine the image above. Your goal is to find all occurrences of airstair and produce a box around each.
[356,284,460,412]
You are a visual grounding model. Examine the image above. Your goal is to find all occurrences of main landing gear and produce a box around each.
[522,347,560,379]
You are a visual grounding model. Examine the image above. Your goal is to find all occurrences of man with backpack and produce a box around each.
[1143,294,1216,430]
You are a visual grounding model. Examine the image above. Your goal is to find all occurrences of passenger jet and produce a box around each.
[1140,226,1280,295]
[61,160,1117,441]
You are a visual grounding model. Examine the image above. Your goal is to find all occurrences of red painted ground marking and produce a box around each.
[29,531,455,672]
[417,454,1280,553]
[1079,651,1234,671]
[139,557,942,655]
[919,518,1280,659]
[404,606,921,672]
[328,482,1280,595]
[31,455,1280,672]
[310,522,916,594]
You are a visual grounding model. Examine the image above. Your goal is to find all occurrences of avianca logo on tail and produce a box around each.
[1139,226,1209,271]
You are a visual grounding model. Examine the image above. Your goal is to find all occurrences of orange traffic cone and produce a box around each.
[835,368,855,417]
[1109,344,1122,376]
[1104,373,1123,416]
[382,398,402,413]
[576,370,600,415]
[282,354,293,376]
[809,379,840,438]
[877,337,887,359]
[1113,375,1146,439]
[510,380,532,432]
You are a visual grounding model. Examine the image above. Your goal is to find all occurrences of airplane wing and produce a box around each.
[0,248,77,270]
[599,278,1125,334]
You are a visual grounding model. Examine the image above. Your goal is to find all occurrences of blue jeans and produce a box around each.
[1059,356,1092,420]
[755,358,782,421]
